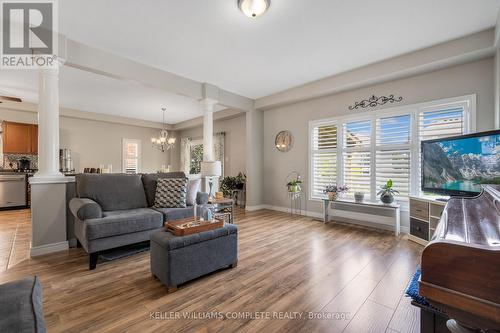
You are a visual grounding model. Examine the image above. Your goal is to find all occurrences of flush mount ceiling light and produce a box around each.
[238,0,271,18]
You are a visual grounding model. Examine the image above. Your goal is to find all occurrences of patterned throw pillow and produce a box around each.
[154,178,187,208]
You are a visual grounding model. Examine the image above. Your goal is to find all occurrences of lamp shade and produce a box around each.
[201,161,222,177]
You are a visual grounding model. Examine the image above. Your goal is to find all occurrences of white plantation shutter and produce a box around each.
[343,120,371,197]
[343,151,371,195]
[311,123,337,198]
[344,120,371,148]
[308,96,474,202]
[376,115,411,200]
[122,139,141,174]
[417,105,467,194]
[419,107,465,141]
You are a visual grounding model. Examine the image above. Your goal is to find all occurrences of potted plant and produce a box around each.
[219,172,246,197]
[235,172,246,190]
[323,184,348,201]
[378,179,399,204]
[287,175,302,193]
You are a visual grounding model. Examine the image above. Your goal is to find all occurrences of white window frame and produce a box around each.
[188,139,204,175]
[308,94,476,205]
[122,138,142,174]
[309,120,339,199]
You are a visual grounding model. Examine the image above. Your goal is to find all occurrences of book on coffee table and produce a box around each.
[165,217,224,236]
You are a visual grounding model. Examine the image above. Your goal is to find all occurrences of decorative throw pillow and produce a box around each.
[154,178,187,208]
[186,179,201,206]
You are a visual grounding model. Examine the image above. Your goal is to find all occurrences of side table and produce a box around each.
[208,198,235,224]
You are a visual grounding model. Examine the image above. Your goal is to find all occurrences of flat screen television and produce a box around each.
[421,129,500,197]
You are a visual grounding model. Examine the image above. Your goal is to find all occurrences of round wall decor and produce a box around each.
[275,130,293,152]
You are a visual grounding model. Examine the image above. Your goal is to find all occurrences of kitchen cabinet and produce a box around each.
[30,124,38,153]
[2,121,38,154]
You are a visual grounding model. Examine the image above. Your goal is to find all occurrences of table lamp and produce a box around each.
[201,161,222,199]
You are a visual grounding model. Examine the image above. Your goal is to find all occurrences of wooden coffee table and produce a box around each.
[208,198,235,224]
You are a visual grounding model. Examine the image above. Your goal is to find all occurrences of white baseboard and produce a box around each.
[262,205,324,219]
[30,241,69,257]
[245,205,268,211]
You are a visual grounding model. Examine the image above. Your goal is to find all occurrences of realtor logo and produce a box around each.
[1,0,58,69]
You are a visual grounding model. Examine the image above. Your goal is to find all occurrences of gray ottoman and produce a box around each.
[150,223,238,292]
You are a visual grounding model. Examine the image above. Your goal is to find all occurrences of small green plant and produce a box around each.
[377,179,400,196]
[286,179,302,187]
[286,175,302,192]
[219,172,246,197]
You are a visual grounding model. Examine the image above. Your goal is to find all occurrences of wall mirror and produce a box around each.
[275,130,293,152]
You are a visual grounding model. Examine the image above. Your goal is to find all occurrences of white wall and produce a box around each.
[262,58,495,228]
[0,108,171,173]
[176,114,246,176]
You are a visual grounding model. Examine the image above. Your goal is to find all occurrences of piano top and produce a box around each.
[433,185,500,247]
[420,185,500,329]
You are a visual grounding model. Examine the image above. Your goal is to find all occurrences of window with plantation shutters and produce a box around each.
[416,105,468,194]
[376,115,411,201]
[311,123,337,198]
[419,107,465,141]
[343,120,371,197]
[309,95,474,202]
[122,139,141,174]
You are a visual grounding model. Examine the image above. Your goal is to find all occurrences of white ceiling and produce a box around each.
[0,66,224,123]
[59,0,500,99]
[0,0,499,123]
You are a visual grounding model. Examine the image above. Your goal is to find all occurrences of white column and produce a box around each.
[34,66,63,179]
[29,63,70,257]
[201,98,217,161]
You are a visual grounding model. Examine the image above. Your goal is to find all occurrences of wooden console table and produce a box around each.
[323,198,401,236]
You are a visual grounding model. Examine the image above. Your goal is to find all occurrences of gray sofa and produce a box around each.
[69,172,210,270]
[0,276,46,333]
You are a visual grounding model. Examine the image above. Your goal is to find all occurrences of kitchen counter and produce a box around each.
[0,170,33,175]
[0,170,78,176]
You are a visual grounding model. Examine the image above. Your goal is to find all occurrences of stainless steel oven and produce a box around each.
[0,174,27,208]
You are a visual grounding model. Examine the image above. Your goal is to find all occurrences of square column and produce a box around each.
[30,64,70,256]
[245,109,264,210]
[34,66,63,179]
[200,98,219,193]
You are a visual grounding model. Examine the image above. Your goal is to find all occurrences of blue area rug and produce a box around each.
[405,266,430,306]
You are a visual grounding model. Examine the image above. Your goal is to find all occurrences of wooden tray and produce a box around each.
[165,217,224,236]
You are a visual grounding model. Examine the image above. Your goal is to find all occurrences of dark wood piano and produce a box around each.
[420,185,500,331]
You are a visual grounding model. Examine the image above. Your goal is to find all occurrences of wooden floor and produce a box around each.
[0,208,423,333]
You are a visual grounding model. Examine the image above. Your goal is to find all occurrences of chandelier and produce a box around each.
[151,107,176,152]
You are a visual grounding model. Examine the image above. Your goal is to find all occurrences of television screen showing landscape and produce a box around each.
[422,133,500,193]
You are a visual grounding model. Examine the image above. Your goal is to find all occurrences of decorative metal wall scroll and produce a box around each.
[348,94,403,110]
